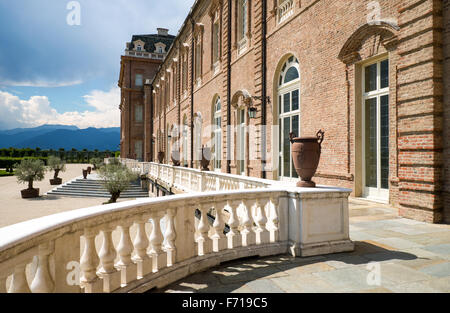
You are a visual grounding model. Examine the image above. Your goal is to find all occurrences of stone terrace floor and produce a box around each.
[155,198,450,293]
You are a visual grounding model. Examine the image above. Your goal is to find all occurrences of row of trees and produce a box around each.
[0,148,119,163]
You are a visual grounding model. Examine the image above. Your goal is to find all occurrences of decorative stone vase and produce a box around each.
[201,147,211,171]
[158,151,165,163]
[289,130,325,188]
[171,150,181,166]
[21,188,39,199]
[82,169,88,179]
[87,167,92,174]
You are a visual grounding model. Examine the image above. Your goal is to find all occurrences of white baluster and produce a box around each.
[269,197,280,243]
[80,228,102,293]
[241,200,256,247]
[255,199,270,245]
[227,200,242,249]
[98,224,120,292]
[116,221,137,286]
[9,262,31,293]
[196,203,212,256]
[150,212,167,272]
[164,208,177,266]
[133,216,152,279]
[212,202,227,252]
[30,242,55,293]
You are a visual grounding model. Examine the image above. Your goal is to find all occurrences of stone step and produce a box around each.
[47,190,147,199]
[59,185,144,191]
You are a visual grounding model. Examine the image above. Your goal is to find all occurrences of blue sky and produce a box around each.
[0,0,193,130]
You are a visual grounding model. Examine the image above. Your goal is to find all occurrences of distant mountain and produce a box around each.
[0,125,120,151]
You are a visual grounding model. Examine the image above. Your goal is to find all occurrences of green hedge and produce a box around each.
[0,157,49,171]
[0,170,15,177]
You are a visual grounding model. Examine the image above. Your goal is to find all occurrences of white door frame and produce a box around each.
[362,57,390,202]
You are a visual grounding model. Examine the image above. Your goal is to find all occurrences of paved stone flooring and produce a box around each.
[156,198,450,293]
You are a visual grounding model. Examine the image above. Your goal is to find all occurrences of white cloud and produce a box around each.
[0,87,120,130]
[0,79,83,88]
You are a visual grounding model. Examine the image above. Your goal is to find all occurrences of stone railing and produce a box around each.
[119,159,271,193]
[278,0,294,24]
[0,160,353,293]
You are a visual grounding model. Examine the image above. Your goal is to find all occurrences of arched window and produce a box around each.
[278,56,300,180]
[212,97,222,171]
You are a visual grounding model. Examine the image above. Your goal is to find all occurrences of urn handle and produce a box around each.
[316,130,325,146]
[289,132,295,144]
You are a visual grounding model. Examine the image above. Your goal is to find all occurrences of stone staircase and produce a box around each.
[46,176,149,199]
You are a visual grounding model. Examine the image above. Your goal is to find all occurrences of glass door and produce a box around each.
[237,109,246,176]
[363,59,389,201]
[279,89,300,180]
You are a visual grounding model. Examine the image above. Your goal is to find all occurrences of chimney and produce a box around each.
[157,28,169,36]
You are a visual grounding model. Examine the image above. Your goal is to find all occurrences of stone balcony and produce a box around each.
[0,159,354,293]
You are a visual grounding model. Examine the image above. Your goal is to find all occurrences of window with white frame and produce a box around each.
[195,36,202,81]
[278,56,300,180]
[362,58,389,201]
[237,107,246,176]
[213,21,220,64]
[237,0,249,54]
[135,74,143,87]
[213,97,222,171]
[135,104,143,122]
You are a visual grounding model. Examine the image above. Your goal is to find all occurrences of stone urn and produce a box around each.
[171,150,181,166]
[158,151,165,163]
[82,169,88,179]
[201,147,211,171]
[21,188,39,199]
[87,166,92,174]
[289,130,325,188]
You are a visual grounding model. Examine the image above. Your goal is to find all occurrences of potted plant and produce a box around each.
[15,159,46,198]
[289,130,325,188]
[82,169,88,179]
[48,156,66,185]
[87,166,92,174]
[98,162,138,204]
[91,158,103,170]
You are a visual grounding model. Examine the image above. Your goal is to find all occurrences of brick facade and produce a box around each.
[120,0,448,223]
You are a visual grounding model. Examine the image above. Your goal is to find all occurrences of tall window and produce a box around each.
[237,108,246,176]
[135,140,143,161]
[238,0,248,41]
[183,117,189,166]
[135,74,143,87]
[212,21,220,64]
[195,37,202,80]
[213,97,222,171]
[363,58,389,200]
[172,65,177,103]
[278,56,300,180]
[135,104,143,122]
[182,52,188,93]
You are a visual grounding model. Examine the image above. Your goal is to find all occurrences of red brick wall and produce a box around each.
[443,0,450,223]
[123,0,447,223]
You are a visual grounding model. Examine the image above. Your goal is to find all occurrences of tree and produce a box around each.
[48,156,66,180]
[91,157,103,170]
[15,159,46,190]
[98,162,138,204]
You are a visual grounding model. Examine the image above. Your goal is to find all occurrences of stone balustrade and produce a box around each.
[118,159,271,194]
[0,160,354,293]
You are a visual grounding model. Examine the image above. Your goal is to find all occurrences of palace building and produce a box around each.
[119,0,450,223]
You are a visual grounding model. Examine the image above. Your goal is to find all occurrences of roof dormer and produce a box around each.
[133,39,146,52]
[154,42,166,54]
